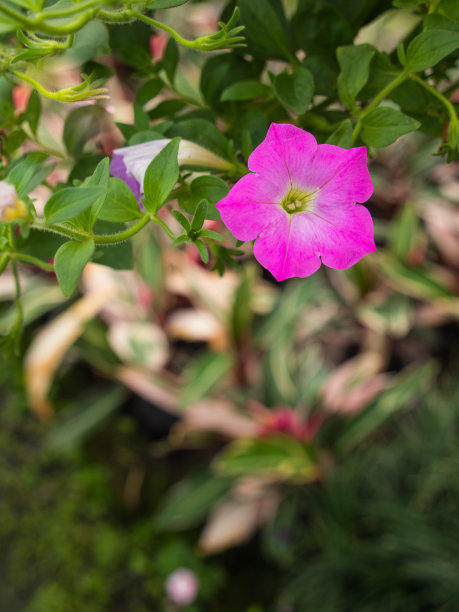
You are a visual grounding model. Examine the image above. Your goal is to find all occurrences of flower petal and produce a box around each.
[111,139,172,199]
[309,201,376,269]
[298,144,373,202]
[248,123,317,190]
[315,145,373,203]
[253,213,321,281]
[216,173,285,241]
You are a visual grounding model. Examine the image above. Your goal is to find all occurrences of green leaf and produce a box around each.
[11,48,52,63]
[273,67,314,114]
[393,0,421,6]
[47,386,126,450]
[54,238,95,297]
[146,0,189,10]
[378,254,454,300]
[137,78,163,105]
[292,0,353,63]
[337,44,375,109]
[3,129,26,155]
[178,175,229,220]
[191,200,207,232]
[15,228,65,261]
[179,351,233,407]
[199,229,224,242]
[63,21,109,64]
[98,178,143,222]
[63,105,109,157]
[405,29,459,72]
[326,119,353,148]
[200,53,259,107]
[83,157,111,229]
[155,471,231,530]
[44,187,104,224]
[338,362,438,452]
[389,204,419,260]
[230,265,254,346]
[172,234,189,247]
[7,152,53,197]
[171,209,191,232]
[195,239,209,263]
[133,104,150,131]
[24,89,41,134]
[143,137,180,213]
[238,0,294,61]
[215,436,318,481]
[166,119,230,160]
[95,241,133,270]
[439,0,459,21]
[162,37,179,84]
[361,107,420,147]
[220,80,271,102]
[147,99,187,120]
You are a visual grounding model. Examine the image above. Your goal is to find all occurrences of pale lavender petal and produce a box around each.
[216,173,286,241]
[248,123,317,190]
[110,139,171,199]
[253,213,321,281]
[110,153,142,200]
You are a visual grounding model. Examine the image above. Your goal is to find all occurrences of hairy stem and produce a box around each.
[92,213,150,244]
[33,213,151,245]
[151,215,176,240]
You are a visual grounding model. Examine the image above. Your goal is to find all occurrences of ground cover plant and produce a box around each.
[1,0,459,610]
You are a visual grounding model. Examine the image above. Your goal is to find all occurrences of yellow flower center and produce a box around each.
[281,187,318,215]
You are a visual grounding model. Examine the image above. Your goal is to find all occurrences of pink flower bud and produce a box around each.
[165,568,199,606]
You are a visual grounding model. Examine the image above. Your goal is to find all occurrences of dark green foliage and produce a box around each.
[268,388,459,611]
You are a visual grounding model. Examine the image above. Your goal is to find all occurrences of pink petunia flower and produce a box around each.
[216,123,375,281]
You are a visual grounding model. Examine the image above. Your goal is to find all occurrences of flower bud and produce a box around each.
[110,138,234,202]
[0,181,27,222]
[165,567,199,606]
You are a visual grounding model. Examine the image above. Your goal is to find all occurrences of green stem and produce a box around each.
[11,70,106,102]
[129,10,201,49]
[33,219,90,241]
[410,72,459,135]
[10,258,23,354]
[92,214,150,244]
[0,253,9,275]
[36,0,101,20]
[351,71,409,145]
[14,253,54,271]
[428,0,441,13]
[151,215,176,240]
[33,214,151,244]
[0,3,31,28]
[0,2,95,34]
[96,8,131,22]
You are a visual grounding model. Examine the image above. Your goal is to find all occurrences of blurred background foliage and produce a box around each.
[1,0,459,610]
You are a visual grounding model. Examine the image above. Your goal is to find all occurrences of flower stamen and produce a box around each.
[281,188,318,215]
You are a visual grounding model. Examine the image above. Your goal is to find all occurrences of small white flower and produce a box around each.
[0,181,27,222]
